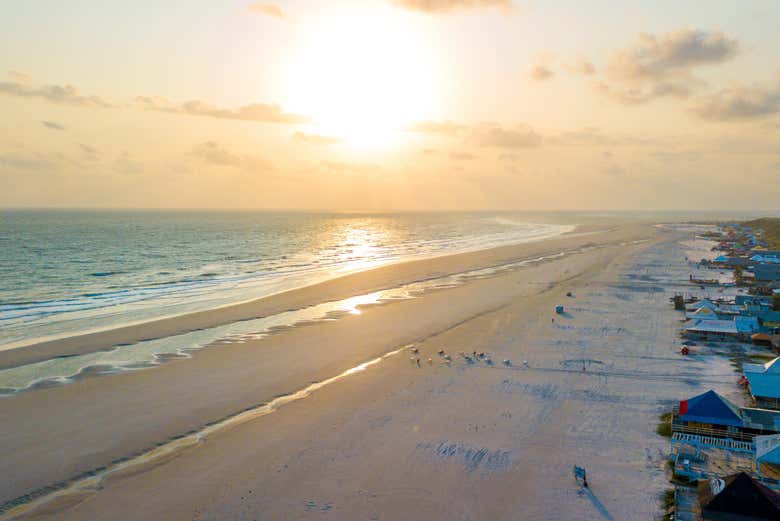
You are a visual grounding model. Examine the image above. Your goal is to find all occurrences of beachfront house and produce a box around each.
[686,306,723,321]
[756,435,780,486]
[683,316,760,342]
[696,472,780,520]
[755,264,780,283]
[671,390,780,445]
[744,358,780,410]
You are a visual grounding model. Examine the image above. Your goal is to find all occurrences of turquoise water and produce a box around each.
[0,210,576,348]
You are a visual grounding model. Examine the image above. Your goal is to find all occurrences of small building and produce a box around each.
[684,319,742,341]
[755,265,780,283]
[672,390,780,444]
[697,472,780,520]
[682,316,759,341]
[687,306,725,321]
[755,434,780,485]
[688,299,721,313]
[744,358,780,410]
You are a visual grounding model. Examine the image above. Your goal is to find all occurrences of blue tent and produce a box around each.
[679,390,743,427]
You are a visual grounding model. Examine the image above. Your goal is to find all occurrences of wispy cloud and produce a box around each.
[390,0,511,14]
[0,71,112,107]
[691,80,780,121]
[292,131,343,146]
[248,3,284,19]
[564,56,596,76]
[0,152,55,170]
[113,152,143,175]
[79,143,101,162]
[136,96,307,124]
[407,120,467,136]
[191,141,274,173]
[471,124,542,149]
[600,29,739,105]
[41,120,67,131]
[450,151,476,160]
[528,65,554,82]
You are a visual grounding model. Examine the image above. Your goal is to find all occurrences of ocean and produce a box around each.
[0,210,578,351]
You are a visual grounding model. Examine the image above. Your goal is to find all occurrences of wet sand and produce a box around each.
[0,223,697,519]
[0,225,603,370]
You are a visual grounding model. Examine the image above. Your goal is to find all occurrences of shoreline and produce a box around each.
[0,223,610,371]
[0,223,659,512]
[0,222,580,354]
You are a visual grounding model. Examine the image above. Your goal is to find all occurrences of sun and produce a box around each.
[285,6,438,148]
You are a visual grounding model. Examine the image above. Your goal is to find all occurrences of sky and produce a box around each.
[1,0,779,211]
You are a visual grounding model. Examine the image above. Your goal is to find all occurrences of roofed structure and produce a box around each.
[680,390,743,428]
[697,472,780,520]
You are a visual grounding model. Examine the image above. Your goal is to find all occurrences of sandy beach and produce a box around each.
[0,222,733,520]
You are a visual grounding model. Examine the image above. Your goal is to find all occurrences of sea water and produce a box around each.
[0,210,576,350]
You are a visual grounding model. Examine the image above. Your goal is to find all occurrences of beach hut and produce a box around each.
[697,472,780,520]
[687,298,719,313]
[755,434,780,482]
[744,357,780,409]
[686,306,721,321]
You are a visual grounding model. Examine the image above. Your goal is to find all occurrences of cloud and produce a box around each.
[407,120,467,136]
[79,143,101,162]
[7,71,30,83]
[292,131,343,146]
[529,65,554,82]
[596,79,693,105]
[0,72,112,107]
[41,120,66,131]
[191,141,273,173]
[450,151,476,160]
[564,57,596,76]
[601,29,739,104]
[319,160,384,176]
[691,81,780,121]
[113,152,143,175]
[551,127,654,147]
[471,124,542,149]
[136,96,307,124]
[248,3,284,18]
[0,152,55,170]
[390,0,511,14]
[410,121,542,150]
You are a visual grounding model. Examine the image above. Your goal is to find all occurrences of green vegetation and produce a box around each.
[734,265,744,285]
[747,218,780,249]
[662,488,675,511]
[657,412,673,437]
[773,293,780,312]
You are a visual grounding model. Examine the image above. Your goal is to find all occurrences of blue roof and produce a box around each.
[679,390,743,427]
[745,372,780,400]
[736,316,760,333]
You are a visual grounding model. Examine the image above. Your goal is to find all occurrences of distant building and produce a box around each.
[755,264,780,283]
[755,435,780,485]
[683,316,760,341]
[744,358,780,410]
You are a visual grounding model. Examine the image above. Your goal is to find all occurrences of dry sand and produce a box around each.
[1,222,737,520]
